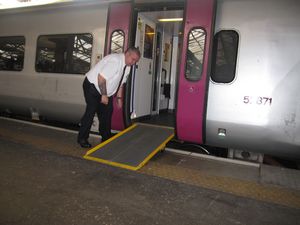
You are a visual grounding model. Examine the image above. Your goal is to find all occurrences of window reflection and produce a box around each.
[0,36,25,71]
[211,30,239,83]
[185,28,206,80]
[110,30,124,54]
[143,24,155,59]
[36,33,92,74]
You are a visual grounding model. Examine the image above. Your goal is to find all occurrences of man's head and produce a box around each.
[124,47,141,66]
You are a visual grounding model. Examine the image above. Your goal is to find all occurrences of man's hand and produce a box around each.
[116,97,122,108]
[116,86,123,109]
[101,95,109,105]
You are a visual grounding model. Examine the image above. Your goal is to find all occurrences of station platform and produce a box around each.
[0,117,300,225]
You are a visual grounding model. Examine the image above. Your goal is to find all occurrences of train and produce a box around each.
[0,0,299,161]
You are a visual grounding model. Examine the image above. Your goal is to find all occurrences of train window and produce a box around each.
[143,24,155,59]
[35,33,92,74]
[211,30,239,83]
[0,36,25,71]
[110,30,124,54]
[185,28,206,81]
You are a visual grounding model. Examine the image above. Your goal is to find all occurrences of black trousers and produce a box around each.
[77,78,113,142]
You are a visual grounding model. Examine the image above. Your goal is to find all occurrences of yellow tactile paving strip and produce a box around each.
[139,162,300,209]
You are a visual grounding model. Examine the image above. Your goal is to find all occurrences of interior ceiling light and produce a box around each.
[158,18,183,22]
[0,0,71,10]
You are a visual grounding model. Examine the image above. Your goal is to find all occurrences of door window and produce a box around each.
[185,28,206,81]
[110,30,125,53]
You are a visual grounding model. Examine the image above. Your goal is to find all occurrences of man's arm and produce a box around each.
[98,74,109,105]
[98,74,107,95]
[116,85,123,98]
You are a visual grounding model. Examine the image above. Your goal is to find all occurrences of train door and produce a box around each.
[104,1,183,132]
[132,13,156,118]
[130,7,183,127]
[176,0,216,143]
[104,2,132,131]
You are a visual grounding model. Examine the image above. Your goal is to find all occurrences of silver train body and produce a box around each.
[207,0,300,158]
[0,0,299,159]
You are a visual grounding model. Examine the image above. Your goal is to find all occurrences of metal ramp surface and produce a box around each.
[84,123,174,170]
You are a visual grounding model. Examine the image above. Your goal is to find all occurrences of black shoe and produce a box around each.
[78,140,92,148]
[101,133,116,142]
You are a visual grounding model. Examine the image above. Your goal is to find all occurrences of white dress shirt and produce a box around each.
[86,53,130,97]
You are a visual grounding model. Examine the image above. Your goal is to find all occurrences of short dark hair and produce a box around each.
[125,47,141,58]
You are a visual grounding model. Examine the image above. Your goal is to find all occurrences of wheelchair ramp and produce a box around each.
[84,123,174,171]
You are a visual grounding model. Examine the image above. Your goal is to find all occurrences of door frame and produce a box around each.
[176,0,216,143]
[104,2,133,131]
[105,1,186,130]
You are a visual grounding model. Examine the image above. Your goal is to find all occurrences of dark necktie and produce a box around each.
[116,66,126,95]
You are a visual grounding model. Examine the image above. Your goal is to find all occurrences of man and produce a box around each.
[77,47,141,148]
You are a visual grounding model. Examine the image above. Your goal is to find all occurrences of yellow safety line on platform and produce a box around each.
[84,123,174,171]
[140,162,300,209]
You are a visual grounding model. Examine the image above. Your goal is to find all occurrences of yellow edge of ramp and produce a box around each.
[83,123,174,171]
[134,133,174,170]
[84,123,138,156]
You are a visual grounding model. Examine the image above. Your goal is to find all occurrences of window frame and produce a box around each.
[184,26,207,81]
[109,29,125,54]
[35,33,93,75]
[210,30,239,83]
[0,36,26,72]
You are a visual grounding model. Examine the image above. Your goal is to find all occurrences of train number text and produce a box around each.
[243,96,272,105]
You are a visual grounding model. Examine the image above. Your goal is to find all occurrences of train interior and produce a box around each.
[130,7,184,128]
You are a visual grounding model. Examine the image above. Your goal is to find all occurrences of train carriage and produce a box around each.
[0,0,299,160]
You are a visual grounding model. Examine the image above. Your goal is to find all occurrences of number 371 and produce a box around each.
[243,96,272,105]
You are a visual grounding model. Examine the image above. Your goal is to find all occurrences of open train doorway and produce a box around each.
[130,6,184,128]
